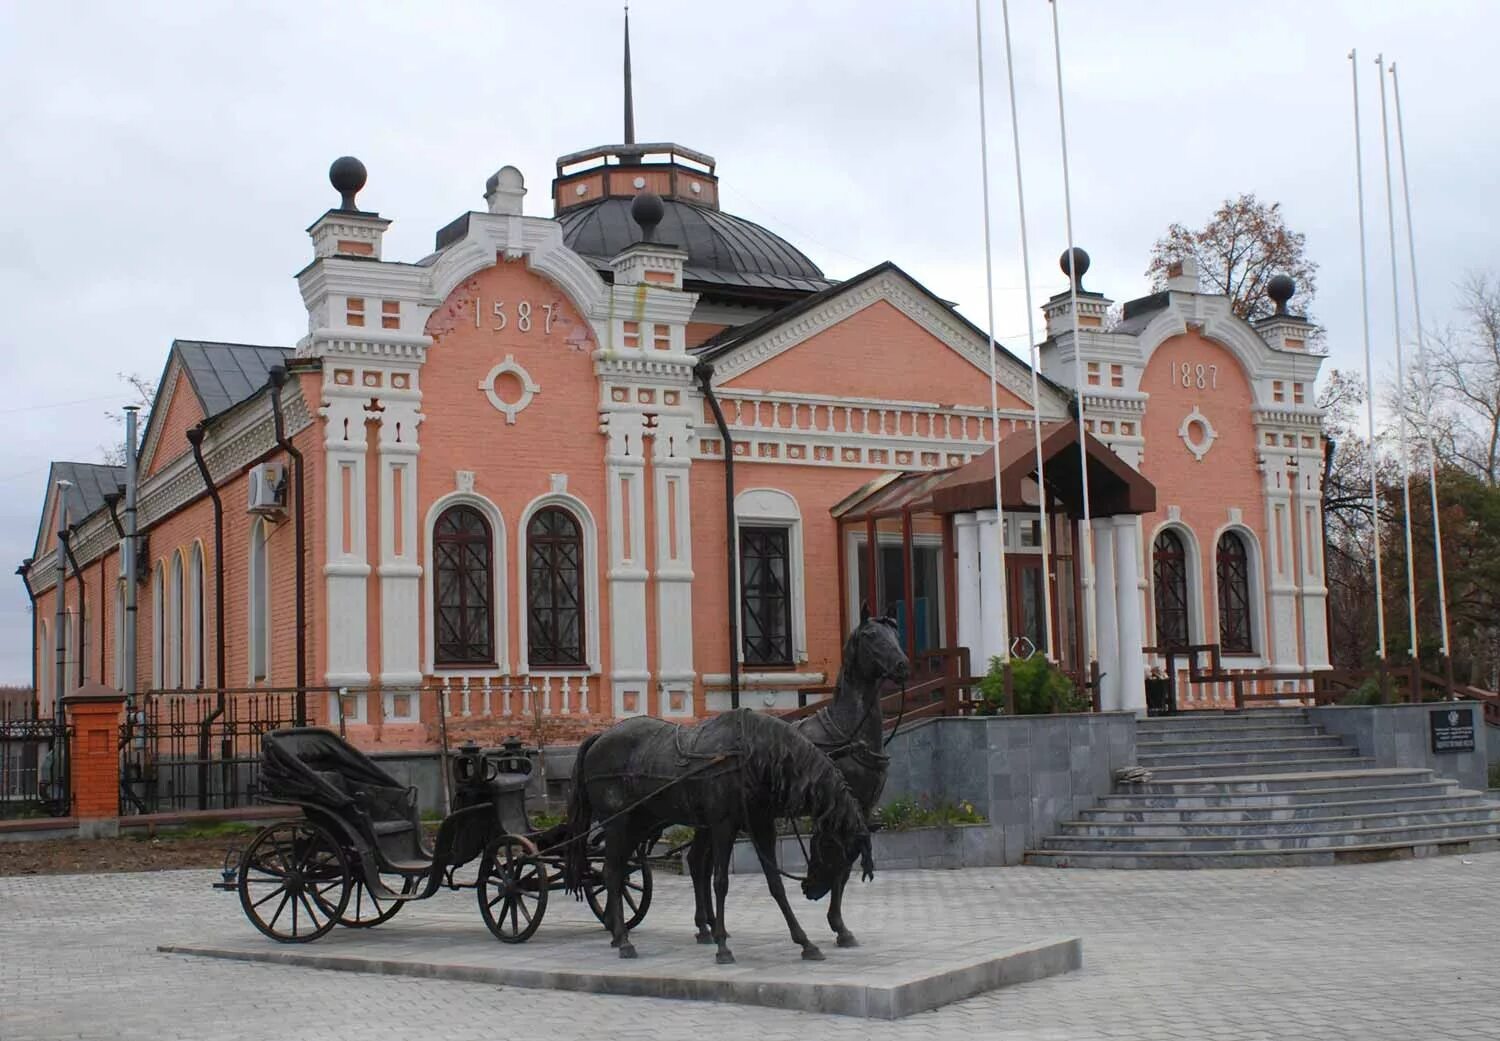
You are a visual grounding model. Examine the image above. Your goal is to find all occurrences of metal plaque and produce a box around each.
[1429,706,1476,754]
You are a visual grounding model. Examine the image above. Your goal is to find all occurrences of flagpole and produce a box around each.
[1048,0,1099,673]
[1375,53,1421,661]
[973,0,1011,660]
[999,0,1055,661]
[1349,48,1387,662]
[1389,61,1451,660]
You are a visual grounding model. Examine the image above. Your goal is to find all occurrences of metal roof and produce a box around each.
[49,461,125,522]
[174,340,294,419]
[557,197,833,292]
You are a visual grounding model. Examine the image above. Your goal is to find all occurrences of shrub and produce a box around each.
[1488,763,1500,790]
[1338,675,1391,706]
[977,655,1089,714]
[872,796,986,831]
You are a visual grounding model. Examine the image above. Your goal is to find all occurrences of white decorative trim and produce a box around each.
[517,488,602,674]
[1178,406,1218,462]
[477,355,540,423]
[423,490,509,675]
[702,671,825,687]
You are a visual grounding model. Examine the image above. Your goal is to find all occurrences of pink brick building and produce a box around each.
[19,129,1329,749]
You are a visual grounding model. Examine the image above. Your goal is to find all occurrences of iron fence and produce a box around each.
[0,702,69,819]
[119,689,307,815]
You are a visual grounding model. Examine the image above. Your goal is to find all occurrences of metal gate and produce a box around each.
[120,690,302,815]
[0,704,69,819]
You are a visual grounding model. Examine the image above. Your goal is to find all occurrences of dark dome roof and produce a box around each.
[557,197,832,295]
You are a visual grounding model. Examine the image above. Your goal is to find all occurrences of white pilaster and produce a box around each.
[605,410,650,717]
[321,385,372,685]
[1113,516,1147,714]
[976,510,1005,670]
[376,384,424,685]
[954,513,981,669]
[652,413,695,718]
[1295,463,1331,669]
[1093,524,1120,711]
[1261,465,1300,670]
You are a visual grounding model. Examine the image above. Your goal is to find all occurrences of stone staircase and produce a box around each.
[1026,709,1500,868]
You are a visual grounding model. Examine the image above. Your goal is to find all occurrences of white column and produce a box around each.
[321,386,372,686]
[976,510,1005,669]
[1295,462,1331,669]
[1113,516,1147,715]
[652,414,695,718]
[954,513,981,669]
[1093,522,1120,711]
[377,385,424,685]
[1261,465,1300,670]
[605,410,649,717]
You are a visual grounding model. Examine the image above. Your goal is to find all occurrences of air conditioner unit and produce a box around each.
[247,462,288,516]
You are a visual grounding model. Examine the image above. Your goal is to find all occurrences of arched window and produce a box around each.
[189,545,205,687]
[168,552,184,689]
[1216,531,1253,654]
[1152,529,1191,649]
[526,507,584,668]
[152,564,164,688]
[249,521,270,681]
[433,505,495,666]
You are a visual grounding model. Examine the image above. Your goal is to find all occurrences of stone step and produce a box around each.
[1136,733,1337,753]
[1120,768,1436,796]
[1038,818,1500,852]
[1056,805,1500,838]
[1139,710,1309,730]
[1135,756,1376,778]
[1081,790,1486,822]
[1022,835,1500,869]
[1137,745,1357,768]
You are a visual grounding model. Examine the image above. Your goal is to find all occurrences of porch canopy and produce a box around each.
[928,421,1156,518]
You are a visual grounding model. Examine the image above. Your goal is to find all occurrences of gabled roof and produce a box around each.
[32,461,125,560]
[136,340,293,477]
[174,340,294,419]
[692,261,1066,404]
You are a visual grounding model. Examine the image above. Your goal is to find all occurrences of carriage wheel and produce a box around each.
[237,821,350,943]
[337,868,419,928]
[478,834,547,944]
[584,843,654,932]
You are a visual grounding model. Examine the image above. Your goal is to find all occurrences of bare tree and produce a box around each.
[1418,273,1500,485]
[1147,193,1318,323]
[100,371,157,465]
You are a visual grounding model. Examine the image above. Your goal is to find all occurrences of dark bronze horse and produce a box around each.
[564,709,872,963]
[689,608,910,948]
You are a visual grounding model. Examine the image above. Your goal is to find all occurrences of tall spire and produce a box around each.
[623,4,636,145]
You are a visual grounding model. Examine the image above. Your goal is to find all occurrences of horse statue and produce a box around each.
[564,708,873,964]
[689,606,910,948]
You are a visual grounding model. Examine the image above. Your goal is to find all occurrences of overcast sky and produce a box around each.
[1,0,1495,685]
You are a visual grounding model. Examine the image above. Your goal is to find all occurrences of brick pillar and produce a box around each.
[63,684,126,836]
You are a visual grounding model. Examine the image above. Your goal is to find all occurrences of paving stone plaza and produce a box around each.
[4,855,1497,1040]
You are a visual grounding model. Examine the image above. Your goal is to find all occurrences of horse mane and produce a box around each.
[736,711,865,839]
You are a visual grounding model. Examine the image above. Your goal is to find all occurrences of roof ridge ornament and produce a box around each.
[623,3,635,146]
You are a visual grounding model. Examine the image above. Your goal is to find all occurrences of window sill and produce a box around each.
[701,671,825,688]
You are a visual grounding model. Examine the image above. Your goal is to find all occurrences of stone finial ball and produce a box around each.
[329,156,367,209]
[1060,246,1091,285]
[631,190,665,229]
[1266,274,1296,312]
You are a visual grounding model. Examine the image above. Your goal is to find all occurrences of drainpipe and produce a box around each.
[187,426,226,694]
[187,423,227,810]
[61,529,87,688]
[122,406,139,710]
[103,492,125,684]
[1322,436,1337,669]
[268,365,308,723]
[693,361,739,709]
[53,481,70,723]
[17,560,37,716]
